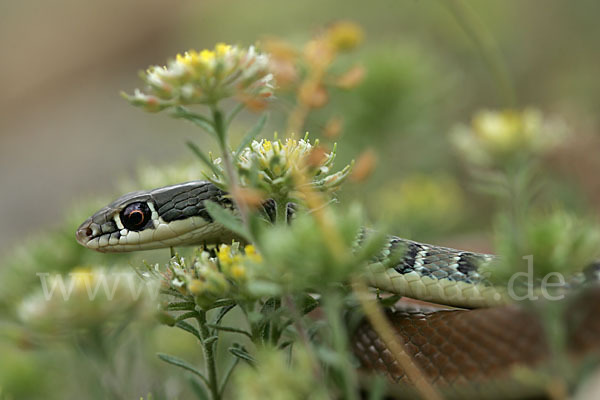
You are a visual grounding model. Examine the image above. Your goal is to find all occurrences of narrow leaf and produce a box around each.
[186,141,222,178]
[260,297,281,315]
[204,336,219,346]
[165,301,196,311]
[226,103,245,127]
[204,201,249,240]
[278,340,293,350]
[176,311,199,322]
[160,288,188,300]
[188,376,210,400]
[206,324,252,339]
[172,106,216,135]
[228,344,256,367]
[235,114,268,157]
[368,375,387,400]
[211,304,237,326]
[175,321,202,341]
[378,294,402,308]
[206,298,236,310]
[356,231,390,263]
[296,293,319,315]
[219,357,240,396]
[157,353,209,385]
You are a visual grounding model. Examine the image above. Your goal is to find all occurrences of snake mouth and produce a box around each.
[75,222,94,246]
[75,217,115,251]
[76,212,239,253]
[75,181,243,252]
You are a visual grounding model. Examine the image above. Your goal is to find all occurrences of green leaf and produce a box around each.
[296,293,319,315]
[259,297,281,343]
[356,231,390,264]
[206,324,252,339]
[160,288,188,300]
[204,336,219,346]
[211,304,236,326]
[226,103,245,127]
[172,106,216,136]
[278,340,293,350]
[204,201,250,240]
[219,357,240,396]
[176,311,199,322]
[235,114,268,158]
[165,301,196,311]
[246,280,282,297]
[186,141,222,178]
[368,375,387,400]
[260,297,281,315]
[157,353,209,385]
[316,346,344,368]
[206,298,236,310]
[175,321,202,341]
[228,344,256,367]
[188,376,210,400]
[378,294,402,308]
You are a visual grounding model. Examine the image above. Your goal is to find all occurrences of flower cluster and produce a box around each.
[254,205,386,293]
[217,243,262,281]
[163,243,260,309]
[210,134,352,205]
[264,21,365,133]
[123,43,275,111]
[267,20,364,91]
[374,174,464,236]
[451,108,566,167]
[234,345,328,400]
[18,267,153,336]
[489,211,600,289]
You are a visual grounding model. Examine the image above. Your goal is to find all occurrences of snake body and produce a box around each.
[76,180,600,397]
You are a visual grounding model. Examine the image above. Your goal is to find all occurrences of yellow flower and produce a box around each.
[70,266,97,292]
[209,134,352,204]
[124,43,275,110]
[451,108,566,167]
[215,43,232,56]
[217,244,233,264]
[261,140,273,153]
[18,267,153,335]
[188,279,205,295]
[472,110,531,150]
[231,265,246,279]
[327,21,364,52]
[214,243,258,282]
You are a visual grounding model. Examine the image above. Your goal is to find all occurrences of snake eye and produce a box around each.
[120,202,151,231]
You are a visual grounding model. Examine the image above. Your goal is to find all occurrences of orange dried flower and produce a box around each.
[324,116,343,139]
[335,65,366,89]
[350,149,377,182]
[298,82,328,108]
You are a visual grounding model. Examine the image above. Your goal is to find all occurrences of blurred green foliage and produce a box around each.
[2,1,600,398]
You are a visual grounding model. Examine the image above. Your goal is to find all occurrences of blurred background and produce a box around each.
[1,0,600,398]
[1,0,600,258]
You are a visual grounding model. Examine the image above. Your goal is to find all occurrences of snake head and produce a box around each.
[76,181,239,252]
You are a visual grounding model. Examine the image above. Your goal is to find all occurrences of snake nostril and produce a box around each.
[76,226,93,243]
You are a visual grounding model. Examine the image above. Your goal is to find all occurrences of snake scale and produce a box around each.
[76,180,600,399]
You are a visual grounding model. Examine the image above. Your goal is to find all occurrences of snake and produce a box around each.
[76,180,600,399]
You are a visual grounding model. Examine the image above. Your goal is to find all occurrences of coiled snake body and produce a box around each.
[76,180,600,399]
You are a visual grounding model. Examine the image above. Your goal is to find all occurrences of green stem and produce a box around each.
[322,292,359,400]
[274,196,288,225]
[196,310,221,400]
[211,106,251,230]
[443,0,516,108]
